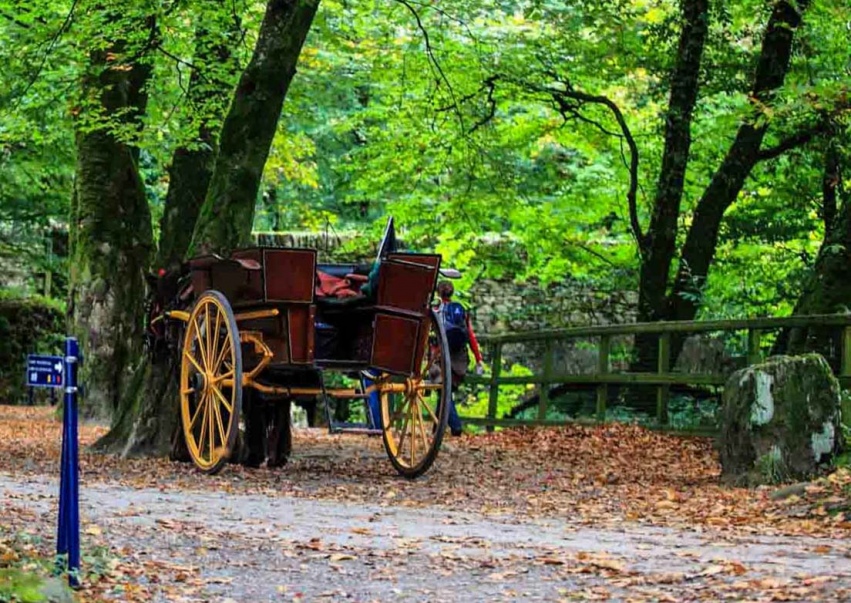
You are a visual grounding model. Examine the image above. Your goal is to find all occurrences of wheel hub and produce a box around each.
[404,377,422,395]
[191,371,209,396]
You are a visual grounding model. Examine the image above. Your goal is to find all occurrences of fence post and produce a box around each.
[657,333,670,425]
[596,335,610,422]
[747,329,763,366]
[843,326,851,378]
[486,342,502,433]
[538,339,554,421]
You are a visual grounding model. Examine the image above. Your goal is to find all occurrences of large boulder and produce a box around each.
[719,354,843,486]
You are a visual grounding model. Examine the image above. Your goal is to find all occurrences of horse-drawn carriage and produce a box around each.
[146,219,453,478]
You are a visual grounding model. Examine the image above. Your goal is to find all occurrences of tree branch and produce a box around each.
[668,0,812,324]
[1,10,33,29]
[756,124,823,161]
[756,97,851,162]
[393,0,466,133]
[468,75,498,133]
[12,0,80,105]
[543,81,642,245]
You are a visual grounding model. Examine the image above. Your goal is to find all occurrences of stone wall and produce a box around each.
[253,230,639,373]
[467,279,636,335]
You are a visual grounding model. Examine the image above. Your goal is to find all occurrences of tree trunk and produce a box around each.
[98,0,319,458]
[774,142,848,367]
[665,0,811,324]
[93,351,182,457]
[99,11,245,456]
[637,0,709,325]
[632,0,709,379]
[628,0,810,412]
[69,35,154,419]
[155,15,241,271]
[190,0,320,255]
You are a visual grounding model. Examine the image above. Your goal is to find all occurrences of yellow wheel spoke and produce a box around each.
[212,396,227,448]
[197,396,209,460]
[209,307,222,371]
[418,393,440,424]
[396,413,410,463]
[211,384,234,414]
[204,305,212,371]
[212,369,234,384]
[212,340,232,376]
[409,398,416,463]
[194,317,209,370]
[417,406,430,456]
[183,351,204,375]
[385,395,409,429]
[189,392,207,430]
[207,387,216,456]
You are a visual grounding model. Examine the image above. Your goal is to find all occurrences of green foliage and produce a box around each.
[0,528,114,602]
[0,295,66,403]
[1,0,849,323]
[0,568,49,603]
[458,362,535,421]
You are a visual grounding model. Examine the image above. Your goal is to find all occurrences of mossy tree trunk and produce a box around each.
[97,0,319,457]
[628,1,811,403]
[154,12,242,272]
[774,140,850,366]
[97,12,244,456]
[69,24,155,419]
[189,0,320,255]
[99,10,246,456]
[627,0,709,407]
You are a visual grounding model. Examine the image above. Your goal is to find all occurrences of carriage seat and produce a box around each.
[314,262,376,308]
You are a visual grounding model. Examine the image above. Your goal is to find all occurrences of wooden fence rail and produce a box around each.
[459,314,851,431]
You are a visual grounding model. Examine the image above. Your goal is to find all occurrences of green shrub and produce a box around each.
[0,295,65,404]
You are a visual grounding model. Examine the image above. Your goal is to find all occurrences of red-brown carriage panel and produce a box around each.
[370,253,441,375]
[190,248,318,366]
[229,249,264,302]
[189,253,263,306]
[262,248,316,303]
[287,305,316,364]
[376,254,441,314]
[370,313,422,375]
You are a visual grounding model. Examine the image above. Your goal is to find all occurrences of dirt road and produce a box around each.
[3,472,850,602]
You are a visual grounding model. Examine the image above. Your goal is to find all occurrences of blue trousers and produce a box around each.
[447,394,462,434]
[363,371,462,434]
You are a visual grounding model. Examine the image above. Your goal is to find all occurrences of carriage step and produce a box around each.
[324,391,370,399]
[329,423,382,436]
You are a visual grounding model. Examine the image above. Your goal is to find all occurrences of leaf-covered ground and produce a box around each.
[2,405,851,601]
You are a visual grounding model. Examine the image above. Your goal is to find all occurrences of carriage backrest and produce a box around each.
[189,248,317,306]
[370,253,441,375]
[376,253,441,314]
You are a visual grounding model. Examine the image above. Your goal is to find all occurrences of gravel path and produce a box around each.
[3,472,851,602]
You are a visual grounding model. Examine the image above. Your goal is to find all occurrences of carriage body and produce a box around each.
[187,247,441,375]
[164,243,452,478]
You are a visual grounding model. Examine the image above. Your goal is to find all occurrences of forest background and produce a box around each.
[1,0,850,435]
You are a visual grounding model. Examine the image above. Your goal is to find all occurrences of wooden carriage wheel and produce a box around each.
[179,290,243,474]
[380,309,450,479]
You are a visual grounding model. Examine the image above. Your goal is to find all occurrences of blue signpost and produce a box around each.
[28,339,82,588]
[57,337,81,587]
